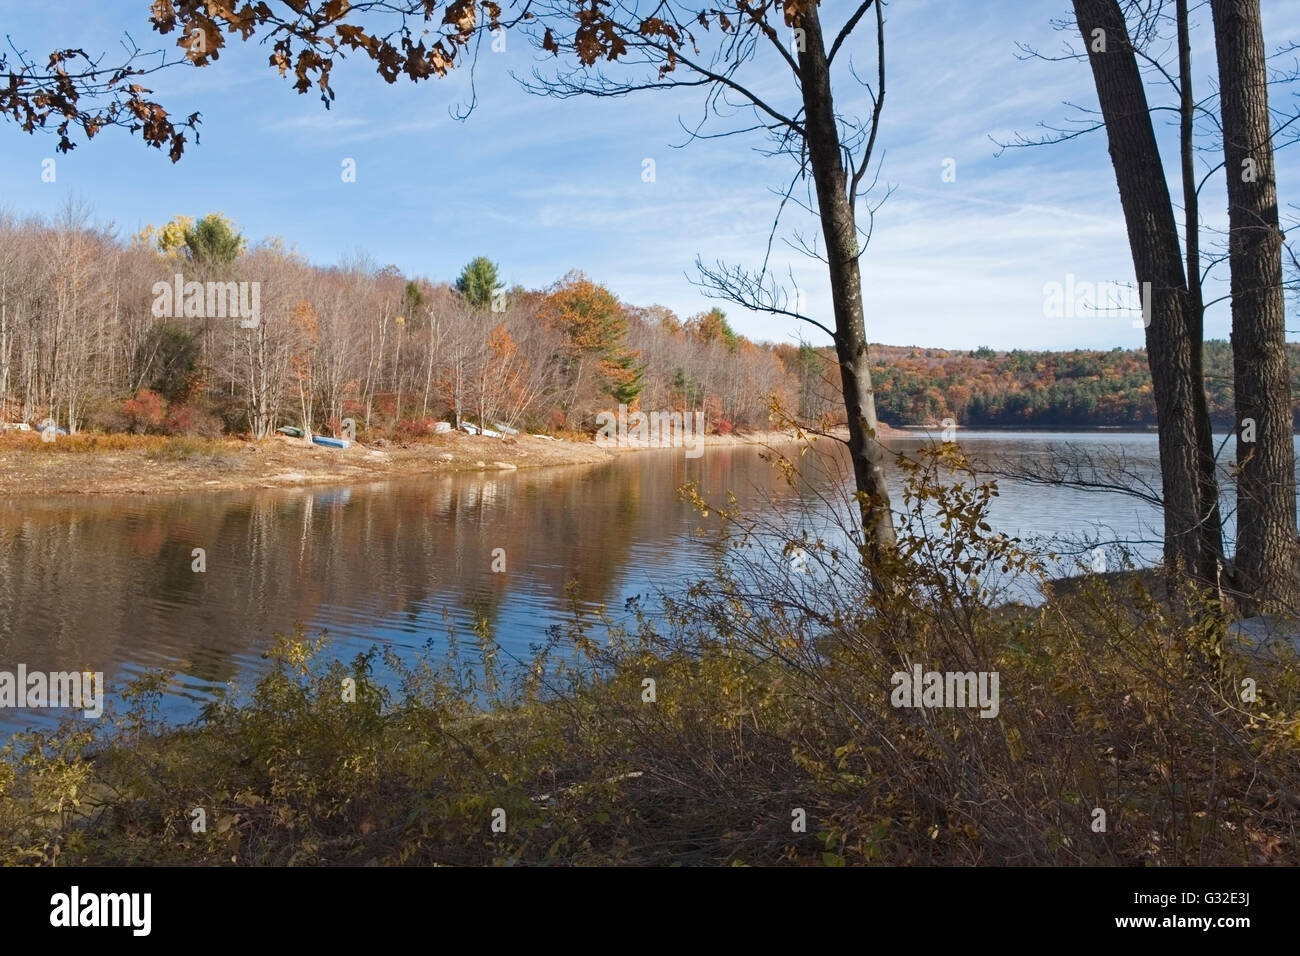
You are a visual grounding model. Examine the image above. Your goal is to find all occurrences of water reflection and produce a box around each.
[0,432,1291,734]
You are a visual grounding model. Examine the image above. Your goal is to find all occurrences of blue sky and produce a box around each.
[2,0,1298,351]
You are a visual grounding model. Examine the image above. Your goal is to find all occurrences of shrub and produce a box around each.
[120,389,167,434]
[162,404,224,439]
[206,395,247,436]
[396,418,439,439]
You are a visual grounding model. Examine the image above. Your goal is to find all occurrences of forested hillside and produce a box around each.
[1,209,1296,438]
[859,342,1300,429]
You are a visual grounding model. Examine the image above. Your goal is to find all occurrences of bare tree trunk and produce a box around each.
[1211,0,1300,609]
[0,303,9,422]
[478,364,487,432]
[373,313,387,429]
[454,352,464,428]
[1073,0,1222,584]
[796,3,896,562]
[22,341,33,422]
[1178,0,1227,588]
[298,373,312,439]
[422,314,439,418]
[393,321,403,423]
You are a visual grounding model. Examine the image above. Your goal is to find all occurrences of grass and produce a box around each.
[0,432,231,457]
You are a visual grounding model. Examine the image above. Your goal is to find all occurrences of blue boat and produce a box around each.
[311,435,351,449]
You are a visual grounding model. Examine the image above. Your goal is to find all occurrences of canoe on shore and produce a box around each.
[311,435,351,449]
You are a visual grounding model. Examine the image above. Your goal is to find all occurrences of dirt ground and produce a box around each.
[0,428,813,498]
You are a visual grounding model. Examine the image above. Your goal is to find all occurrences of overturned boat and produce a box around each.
[311,435,351,449]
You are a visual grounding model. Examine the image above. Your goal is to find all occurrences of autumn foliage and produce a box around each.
[537,272,644,422]
[120,388,167,433]
[4,210,1295,443]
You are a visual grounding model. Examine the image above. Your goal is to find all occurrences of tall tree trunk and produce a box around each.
[454,353,464,428]
[422,317,438,418]
[393,323,403,423]
[796,3,896,562]
[1073,0,1222,583]
[1179,0,1228,589]
[0,302,9,422]
[1211,0,1300,609]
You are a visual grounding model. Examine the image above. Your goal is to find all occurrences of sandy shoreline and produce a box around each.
[0,428,814,498]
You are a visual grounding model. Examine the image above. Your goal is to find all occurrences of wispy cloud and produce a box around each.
[0,0,1293,350]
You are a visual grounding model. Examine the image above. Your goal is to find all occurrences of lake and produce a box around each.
[0,430,1294,735]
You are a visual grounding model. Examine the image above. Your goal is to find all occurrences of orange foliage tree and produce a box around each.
[537,272,642,425]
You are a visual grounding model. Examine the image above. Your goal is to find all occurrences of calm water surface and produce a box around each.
[1,431,1294,734]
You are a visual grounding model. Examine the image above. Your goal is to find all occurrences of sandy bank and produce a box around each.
[0,428,811,498]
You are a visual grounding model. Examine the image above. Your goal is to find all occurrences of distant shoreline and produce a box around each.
[6,425,1290,500]
[892,424,1161,433]
[0,428,809,499]
[889,424,1300,436]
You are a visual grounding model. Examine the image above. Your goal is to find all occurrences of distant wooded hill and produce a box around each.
[846,341,1300,430]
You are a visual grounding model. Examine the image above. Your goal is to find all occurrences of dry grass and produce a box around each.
[0,431,229,454]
